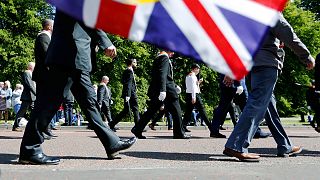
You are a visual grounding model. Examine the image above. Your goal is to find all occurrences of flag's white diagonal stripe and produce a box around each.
[160,0,233,77]
[83,0,101,28]
[214,0,279,27]
[200,0,252,71]
[128,3,155,41]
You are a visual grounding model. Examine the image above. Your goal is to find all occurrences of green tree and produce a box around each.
[275,1,320,116]
[0,0,53,85]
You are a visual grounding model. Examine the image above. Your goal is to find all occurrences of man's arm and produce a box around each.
[38,33,51,54]
[23,72,36,95]
[96,30,117,58]
[123,70,133,98]
[273,13,315,67]
[158,56,169,92]
[97,85,104,105]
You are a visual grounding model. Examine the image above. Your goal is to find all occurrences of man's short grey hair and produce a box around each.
[102,76,109,81]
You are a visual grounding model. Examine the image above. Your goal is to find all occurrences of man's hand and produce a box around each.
[125,96,130,102]
[223,75,234,87]
[198,78,203,84]
[175,85,181,94]
[306,57,315,70]
[158,92,166,101]
[236,86,244,95]
[192,98,196,104]
[104,45,117,58]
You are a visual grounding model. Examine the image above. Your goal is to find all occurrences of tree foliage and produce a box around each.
[0,1,319,118]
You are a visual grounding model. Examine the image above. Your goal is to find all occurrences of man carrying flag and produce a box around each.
[223,13,315,162]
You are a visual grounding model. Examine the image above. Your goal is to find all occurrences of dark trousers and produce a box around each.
[13,101,34,128]
[211,87,236,133]
[183,93,212,132]
[101,102,113,123]
[151,109,173,129]
[19,67,120,157]
[110,98,139,128]
[63,102,74,125]
[133,96,184,137]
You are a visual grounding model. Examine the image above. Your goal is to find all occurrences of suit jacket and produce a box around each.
[147,54,178,99]
[97,83,112,106]
[121,68,137,98]
[20,70,36,102]
[254,13,313,70]
[45,10,113,72]
[33,31,51,82]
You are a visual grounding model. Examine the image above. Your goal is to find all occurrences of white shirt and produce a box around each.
[185,72,200,99]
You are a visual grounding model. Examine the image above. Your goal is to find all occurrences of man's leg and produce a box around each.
[101,103,113,123]
[13,101,31,129]
[165,97,185,138]
[130,98,140,124]
[19,67,67,158]
[182,94,194,130]
[109,100,129,129]
[225,67,278,153]
[195,94,212,132]
[264,94,292,154]
[211,88,235,134]
[70,71,120,151]
[132,98,162,136]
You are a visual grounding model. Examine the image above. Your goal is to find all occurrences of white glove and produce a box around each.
[236,86,244,95]
[307,106,311,110]
[110,100,113,105]
[158,92,166,101]
[175,85,181,94]
[125,96,130,102]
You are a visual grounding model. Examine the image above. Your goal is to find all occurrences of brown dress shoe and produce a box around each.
[12,127,23,132]
[223,148,260,162]
[277,146,302,157]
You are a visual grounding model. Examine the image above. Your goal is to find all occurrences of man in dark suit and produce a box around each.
[97,76,113,123]
[12,62,36,132]
[31,19,57,139]
[18,10,136,165]
[109,58,140,131]
[131,50,189,139]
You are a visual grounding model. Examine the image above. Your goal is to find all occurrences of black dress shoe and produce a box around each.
[42,132,52,140]
[131,128,146,139]
[173,134,191,139]
[19,153,60,165]
[210,132,226,138]
[44,130,57,137]
[107,137,137,159]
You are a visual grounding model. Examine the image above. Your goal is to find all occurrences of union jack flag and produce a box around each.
[46,0,287,80]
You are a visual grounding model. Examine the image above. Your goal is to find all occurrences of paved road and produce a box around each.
[0,126,319,179]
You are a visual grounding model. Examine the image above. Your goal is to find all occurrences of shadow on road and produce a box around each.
[123,151,240,162]
[0,136,22,140]
[250,148,320,157]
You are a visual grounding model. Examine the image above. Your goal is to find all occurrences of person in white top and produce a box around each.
[182,64,213,134]
[12,84,24,114]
